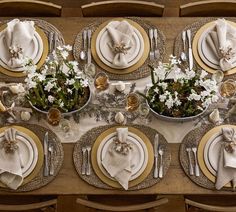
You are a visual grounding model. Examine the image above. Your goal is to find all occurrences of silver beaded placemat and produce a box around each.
[0,18,65,83]
[180,122,236,192]
[73,124,171,190]
[0,123,64,192]
[73,17,166,81]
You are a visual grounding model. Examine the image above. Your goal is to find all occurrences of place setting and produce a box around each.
[73,124,171,190]
[0,18,65,82]
[0,123,63,192]
[73,17,166,81]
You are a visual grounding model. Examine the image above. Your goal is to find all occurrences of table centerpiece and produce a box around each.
[24,45,91,115]
[142,55,219,122]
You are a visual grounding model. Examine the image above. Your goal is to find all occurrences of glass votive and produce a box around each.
[94,72,109,91]
[126,93,140,112]
[219,79,236,98]
[139,102,150,118]
[59,118,71,133]
[47,107,61,126]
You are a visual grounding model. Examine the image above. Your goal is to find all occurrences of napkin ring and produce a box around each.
[219,47,235,61]
[109,42,131,55]
[224,141,236,153]
[113,138,132,155]
[9,45,23,59]
[0,139,18,154]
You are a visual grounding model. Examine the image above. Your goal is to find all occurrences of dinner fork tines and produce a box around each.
[149,29,154,61]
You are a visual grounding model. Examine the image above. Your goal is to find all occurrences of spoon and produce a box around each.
[80,30,87,61]
[181,30,187,61]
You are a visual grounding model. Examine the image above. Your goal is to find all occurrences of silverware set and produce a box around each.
[43,132,55,177]
[149,28,160,61]
[186,145,200,177]
[48,32,58,53]
[181,29,193,70]
[82,146,91,176]
[153,134,164,179]
[80,29,92,65]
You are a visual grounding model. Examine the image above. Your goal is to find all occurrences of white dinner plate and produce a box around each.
[96,24,144,69]
[97,131,148,181]
[0,130,38,178]
[0,30,43,72]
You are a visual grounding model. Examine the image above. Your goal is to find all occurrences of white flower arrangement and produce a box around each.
[24,45,90,113]
[145,55,219,118]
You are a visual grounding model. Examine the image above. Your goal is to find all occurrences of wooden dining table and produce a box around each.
[0,17,235,196]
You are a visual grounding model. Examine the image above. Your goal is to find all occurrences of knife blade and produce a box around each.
[87,29,92,65]
[154,134,159,178]
[187,29,193,70]
[43,131,49,177]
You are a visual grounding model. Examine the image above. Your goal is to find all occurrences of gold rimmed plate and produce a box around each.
[197,125,236,188]
[91,18,150,75]
[0,125,44,187]
[91,126,154,189]
[0,24,48,78]
[192,20,236,76]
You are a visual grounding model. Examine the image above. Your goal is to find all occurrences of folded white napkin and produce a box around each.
[206,19,236,71]
[106,20,134,67]
[0,128,23,190]
[102,128,133,190]
[4,19,35,68]
[215,127,236,190]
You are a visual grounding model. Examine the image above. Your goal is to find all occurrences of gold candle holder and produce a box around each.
[219,79,236,98]
[94,72,109,91]
[47,107,61,126]
[126,93,140,112]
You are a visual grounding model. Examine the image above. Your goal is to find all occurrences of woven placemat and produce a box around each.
[0,18,65,83]
[173,17,236,81]
[73,17,166,81]
[0,123,64,192]
[180,122,236,192]
[73,124,171,190]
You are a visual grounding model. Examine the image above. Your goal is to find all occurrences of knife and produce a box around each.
[187,29,193,70]
[154,134,159,178]
[87,29,92,65]
[43,131,49,177]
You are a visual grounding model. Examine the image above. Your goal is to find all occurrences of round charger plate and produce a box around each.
[91,126,154,189]
[0,24,48,77]
[96,22,144,69]
[0,125,43,187]
[192,20,236,75]
[197,125,236,188]
[91,18,150,75]
[97,131,148,181]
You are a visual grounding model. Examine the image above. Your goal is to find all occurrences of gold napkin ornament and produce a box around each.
[222,127,236,153]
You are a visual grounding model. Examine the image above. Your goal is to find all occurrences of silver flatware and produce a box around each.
[43,132,49,177]
[53,32,58,51]
[181,30,187,61]
[80,30,87,61]
[158,146,164,178]
[148,28,154,60]
[192,146,200,177]
[187,29,193,70]
[153,29,160,59]
[86,146,91,176]
[48,144,54,176]
[186,147,194,176]
[82,147,86,175]
[87,29,92,65]
[49,32,54,53]
[154,134,159,178]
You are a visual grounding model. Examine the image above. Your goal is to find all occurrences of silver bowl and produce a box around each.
[29,86,91,116]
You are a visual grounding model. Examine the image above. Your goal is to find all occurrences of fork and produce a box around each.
[48,144,54,176]
[158,146,164,178]
[192,146,200,177]
[82,147,86,175]
[86,146,91,176]
[186,147,194,176]
[153,29,160,59]
[148,29,154,60]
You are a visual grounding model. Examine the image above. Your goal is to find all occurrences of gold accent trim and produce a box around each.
[91,126,154,189]
[0,24,48,77]
[91,18,150,75]
[197,125,236,188]
[0,125,44,187]
[192,20,236,76]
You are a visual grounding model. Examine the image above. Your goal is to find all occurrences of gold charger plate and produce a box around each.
[0,24,48,78]
[0,125,44,187]
[192,20,236,76]
[197,125,236,188]
[91,18,150,75]
[91,126,154,189]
